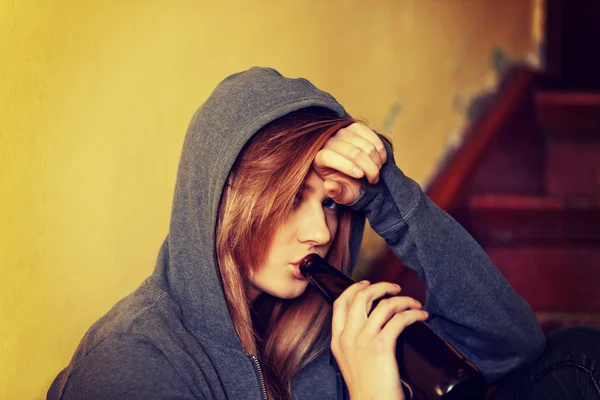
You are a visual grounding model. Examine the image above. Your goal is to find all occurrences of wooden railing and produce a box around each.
[427,68,536,210]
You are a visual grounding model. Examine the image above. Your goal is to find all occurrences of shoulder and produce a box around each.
[53,284,205,399]
[56,333,198,400]
[78,281,185,355]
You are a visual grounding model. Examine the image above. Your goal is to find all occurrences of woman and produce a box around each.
[48,67,598,399]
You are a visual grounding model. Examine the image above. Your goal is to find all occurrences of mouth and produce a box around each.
[290,263,307,281]
[291,253,319,266]
[290,254,317,281]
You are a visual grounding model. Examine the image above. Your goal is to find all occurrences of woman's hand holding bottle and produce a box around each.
[330,281,429,400]
[318,123,427,398]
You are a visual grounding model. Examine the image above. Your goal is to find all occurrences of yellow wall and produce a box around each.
[1,1,537,398]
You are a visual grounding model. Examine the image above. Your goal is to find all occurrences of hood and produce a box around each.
[151,67,366,351]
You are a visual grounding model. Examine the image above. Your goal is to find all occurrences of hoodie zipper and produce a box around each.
[249,355,267,400]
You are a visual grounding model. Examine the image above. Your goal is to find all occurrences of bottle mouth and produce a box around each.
[299,253,321,277]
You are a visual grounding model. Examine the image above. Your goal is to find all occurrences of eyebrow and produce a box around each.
[300,183,316,194]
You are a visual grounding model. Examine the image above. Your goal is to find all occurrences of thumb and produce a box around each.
[324,180,346,203]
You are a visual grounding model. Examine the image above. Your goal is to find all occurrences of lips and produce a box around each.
[291,264,307,280]
[291,253,319,266]
[290,254,319,281]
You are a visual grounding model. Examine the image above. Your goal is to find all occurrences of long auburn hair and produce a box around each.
[216,107,356,399]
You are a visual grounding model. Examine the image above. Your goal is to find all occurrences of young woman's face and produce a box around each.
[247,170,339,302]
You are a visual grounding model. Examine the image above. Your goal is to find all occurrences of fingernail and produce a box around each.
[352,168,362,178]
[393,283,401,290]
[359,280,370,285]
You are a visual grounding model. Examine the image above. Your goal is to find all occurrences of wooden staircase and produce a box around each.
[488,91,600,332]
[367,71,600,335]
[366,2,600,335]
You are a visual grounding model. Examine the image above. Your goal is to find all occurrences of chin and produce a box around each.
[269,282,308,300]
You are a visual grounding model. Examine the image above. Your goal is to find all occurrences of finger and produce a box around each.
[324,178,361,206]
[351,124,387,164]
[331,280,370,339]
[342,123,387,164]
[341,134,384,171]
[360,296,423,339]
[330,131,383,170]
[344,282,401,335]
[322,137,381,184]
[314,148,364,180]
[323,180,344,203]
[378,309,429,344]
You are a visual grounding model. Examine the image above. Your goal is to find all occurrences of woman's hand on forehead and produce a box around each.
[313,123,387,205]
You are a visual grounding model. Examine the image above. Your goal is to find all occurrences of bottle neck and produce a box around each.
[300,254,356,305]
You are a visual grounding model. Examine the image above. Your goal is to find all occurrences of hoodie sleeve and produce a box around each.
[349,141,546,383]
[52,334,200,400]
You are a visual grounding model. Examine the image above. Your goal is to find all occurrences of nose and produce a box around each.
[297,205,332,247]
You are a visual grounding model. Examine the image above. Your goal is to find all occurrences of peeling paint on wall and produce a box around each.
[383,102,402,132]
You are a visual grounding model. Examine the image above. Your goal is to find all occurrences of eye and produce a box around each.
[293,191,303,209]
[322,198,340,212]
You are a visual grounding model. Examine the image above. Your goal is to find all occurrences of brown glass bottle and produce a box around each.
[300,254,487,400]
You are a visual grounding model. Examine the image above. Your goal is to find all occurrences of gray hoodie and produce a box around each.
[48,67,546,400]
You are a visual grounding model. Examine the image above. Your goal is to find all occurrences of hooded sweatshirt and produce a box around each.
[47,67,546,400]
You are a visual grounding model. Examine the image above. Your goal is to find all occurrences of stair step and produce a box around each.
[466,195,600,245]
[536,312,600,335]
[486,246,600,313]
[546,141,600,196]
[536,91,600,140]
